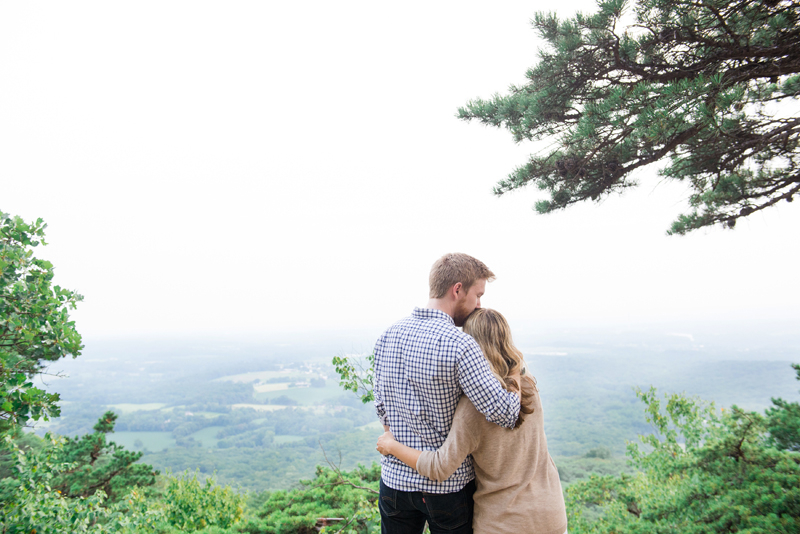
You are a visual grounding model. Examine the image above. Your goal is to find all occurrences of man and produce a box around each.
[373,253,521,534]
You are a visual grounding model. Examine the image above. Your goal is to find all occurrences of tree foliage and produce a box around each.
[0,213,253,533]
[160,470,245,532]
[332,354,374,404]
[239,463,379,534]
[766,363,800,452]
[565,367,800,533]
[0,211,83,430]
[0,213,159,533]
[51,411,158,502]
[459,0,800,233]
[0,418,248,533]
[0,434,159,534]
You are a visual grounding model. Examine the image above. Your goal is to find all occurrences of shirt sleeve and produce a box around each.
[416,400,481,482]
[373,334,388,426]
[457,338,520,429]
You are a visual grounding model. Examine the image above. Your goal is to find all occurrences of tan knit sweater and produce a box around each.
[416,379,567,534]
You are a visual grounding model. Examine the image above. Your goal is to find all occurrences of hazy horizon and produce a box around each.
[62,316,800,364]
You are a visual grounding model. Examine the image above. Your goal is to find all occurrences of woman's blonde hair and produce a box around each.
[463,308,536,428]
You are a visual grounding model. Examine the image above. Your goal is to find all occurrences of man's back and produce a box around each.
[374,308,520,493]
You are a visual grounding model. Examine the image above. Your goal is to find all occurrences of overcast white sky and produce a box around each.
[2,1,798,340]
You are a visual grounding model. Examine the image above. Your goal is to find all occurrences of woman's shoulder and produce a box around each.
[455,395,497,429]
[456,395,482,418]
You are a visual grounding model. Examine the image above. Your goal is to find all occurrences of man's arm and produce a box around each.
[373,335,389,428]
[456,339,520,428]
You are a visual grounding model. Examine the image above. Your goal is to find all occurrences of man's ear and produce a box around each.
[451,282,463,298]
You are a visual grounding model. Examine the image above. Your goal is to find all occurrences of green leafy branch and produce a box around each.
[332,353,375,404]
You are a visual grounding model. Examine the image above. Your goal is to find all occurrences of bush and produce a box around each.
[162,471,244,532]
[0,435,160,533]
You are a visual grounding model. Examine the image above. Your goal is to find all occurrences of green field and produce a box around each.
[254,383,290,393]
[232,404,291,412]
[252,381,346,405]
[190,412,225,419]
[111,431,175,451]
[106,403,167,414]
[188,426,225,447]
[274,435,305,444]
[214,370,298,383]
[356,420,383,431]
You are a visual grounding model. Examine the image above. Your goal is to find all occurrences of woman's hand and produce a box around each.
[376,431,396,456]
[376,430,423,472]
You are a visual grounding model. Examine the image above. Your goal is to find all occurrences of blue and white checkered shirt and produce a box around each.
[374,308,521,493]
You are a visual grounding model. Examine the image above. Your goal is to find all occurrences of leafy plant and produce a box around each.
[0,211,83,431]
[766,363,800,452]
[0,434,160,533]
[161,470,245,531]
[332,354,374,404]
[240,463,379,534]
[565,368,800,533]
[52,411,158,502]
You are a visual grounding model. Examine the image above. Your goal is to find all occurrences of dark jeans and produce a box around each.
[379,478,476,534]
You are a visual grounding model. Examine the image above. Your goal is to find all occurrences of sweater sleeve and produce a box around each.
[416,399,481,482]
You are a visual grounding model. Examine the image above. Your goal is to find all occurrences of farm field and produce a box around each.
[186,412,225,419]
[274,435,305,444]
[253,383,290,393]
[112,431,175,451]
[106,403,167,413]
[188,426,225,447]
[252,381,344,404]
[215,370,301,383]
[356,420,383,431]
[231,404,291,412]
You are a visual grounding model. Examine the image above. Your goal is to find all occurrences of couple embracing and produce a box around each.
[373,253,567,534]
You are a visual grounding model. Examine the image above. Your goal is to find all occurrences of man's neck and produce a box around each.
[426,298,454,320]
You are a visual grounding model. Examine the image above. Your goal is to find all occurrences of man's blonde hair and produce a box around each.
[429,253,495,299]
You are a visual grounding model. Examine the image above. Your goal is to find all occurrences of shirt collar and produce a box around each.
[412,307,455,325]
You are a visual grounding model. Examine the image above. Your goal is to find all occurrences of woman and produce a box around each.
[376,308,567,534]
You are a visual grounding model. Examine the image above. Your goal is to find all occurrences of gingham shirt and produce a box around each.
[374,307,521,493]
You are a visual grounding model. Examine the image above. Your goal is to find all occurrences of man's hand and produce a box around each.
[376,430,397,456]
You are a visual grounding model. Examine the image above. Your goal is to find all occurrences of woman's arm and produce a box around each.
[376,400,481,482]
[376,431,421,470]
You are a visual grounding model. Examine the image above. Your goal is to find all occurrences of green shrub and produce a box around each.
[162,471,244,531]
